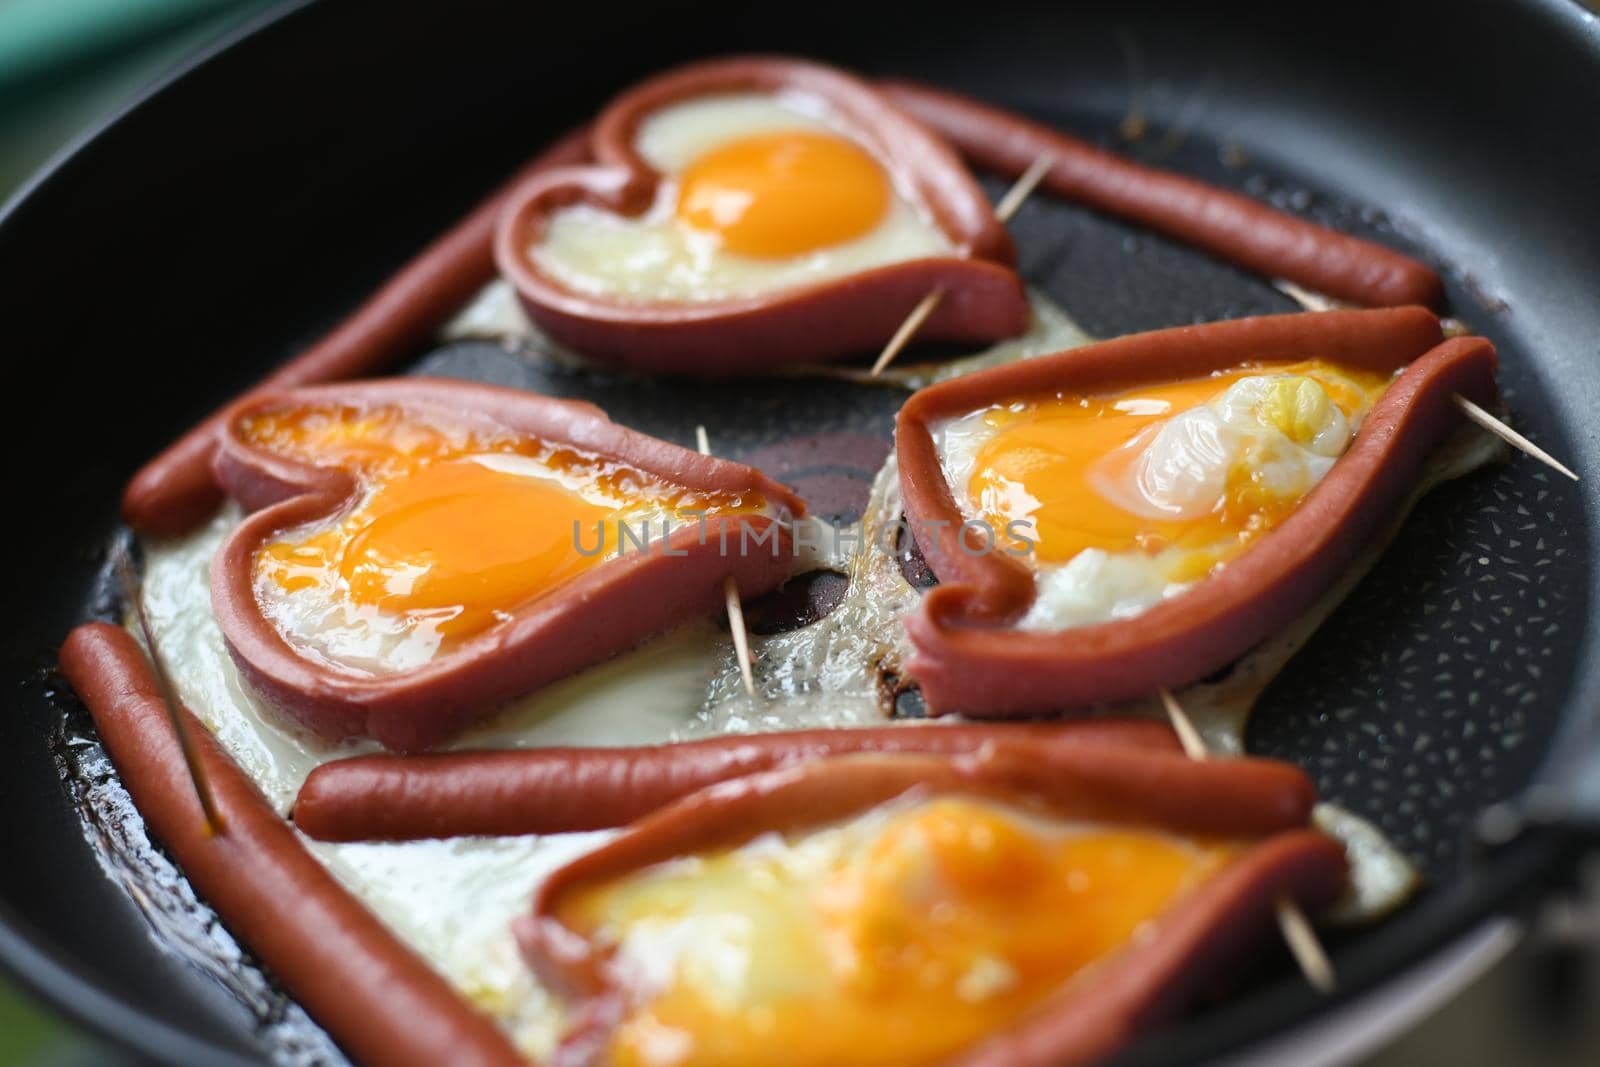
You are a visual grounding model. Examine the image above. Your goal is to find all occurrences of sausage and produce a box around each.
[516,748,1347,1066]
[210,378,809,752]
[293,719,1188,841]
[120,127,593,539]
[879,80,1444,309]
[495,57,1031,374]
[894,306,1499,716]
[58,622,527,1067]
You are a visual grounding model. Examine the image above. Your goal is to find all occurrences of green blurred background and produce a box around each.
[0,2,1595,1065]
[0,0,277,196]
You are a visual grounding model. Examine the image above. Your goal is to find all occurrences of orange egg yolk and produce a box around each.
[966,359,1390,582]
[559,797,1235,1067]
[242,404,762,643]
[675,130,891,258]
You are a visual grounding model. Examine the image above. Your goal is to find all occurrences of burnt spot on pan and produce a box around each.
[887,673,929,719]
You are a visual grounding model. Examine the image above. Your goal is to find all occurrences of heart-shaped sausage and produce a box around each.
[495,56,1030,374]
[210,378,806,751]
[517,747,1344,1067]
[895,306,1499,716]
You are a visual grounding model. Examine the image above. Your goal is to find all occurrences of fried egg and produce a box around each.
[531,93,953,302]
[242,403,766,674]
[933,360,1393,630]
[557,794,1234,1067]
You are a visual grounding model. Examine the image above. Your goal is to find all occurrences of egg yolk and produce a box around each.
[559,797,1234,1067]
[243,404,762,643]
[966,359,1390,582]
[675,131,891,258]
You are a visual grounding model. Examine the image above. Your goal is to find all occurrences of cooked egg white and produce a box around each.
[932,361,1393,631]
[307,831,608,1055]
[531,93,953,303]
[557,793,1234,1067]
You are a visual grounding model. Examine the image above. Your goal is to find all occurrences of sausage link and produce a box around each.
[881,80,1443,309]
[294,719,1182,841]
[59,623,528,1067]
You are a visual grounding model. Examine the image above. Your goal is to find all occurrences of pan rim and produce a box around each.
[2,1,1595,1065]
[0,901,263,1067]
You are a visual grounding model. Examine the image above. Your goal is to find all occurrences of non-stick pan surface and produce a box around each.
[3,1,1599,1064]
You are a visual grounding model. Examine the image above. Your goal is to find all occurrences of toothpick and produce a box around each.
[111,542,226,836]
[869,289,944,377]
[869,152,1056,378]
[1272,284,1575,480]
[1455,396,1578,482]
[1274,896,1338,993]
[721,581,756,697]
[993,152,1056,224]
[1158,687,1334,992]
[1272,279,1340,313]
[695,425,757,696]
[1157,687,1210,761]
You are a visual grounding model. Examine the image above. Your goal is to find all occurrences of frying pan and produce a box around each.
[3,0,1598,1064]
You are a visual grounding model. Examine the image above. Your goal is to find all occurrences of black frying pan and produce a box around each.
[3,0,1599,1064]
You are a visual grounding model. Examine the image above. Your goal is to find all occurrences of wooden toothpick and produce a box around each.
[1274,896,1337,994]
[869,152,1056,378]
[869,289,944,377]
[1272,279,1340,314]
[1157,687,1211,762]
[992,152,1056,224]
[695,425,757,696]
[1274,281,1577,482]
[1158,687,1335,993]
[111,542,226,836]
[1455,396,1578,482]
